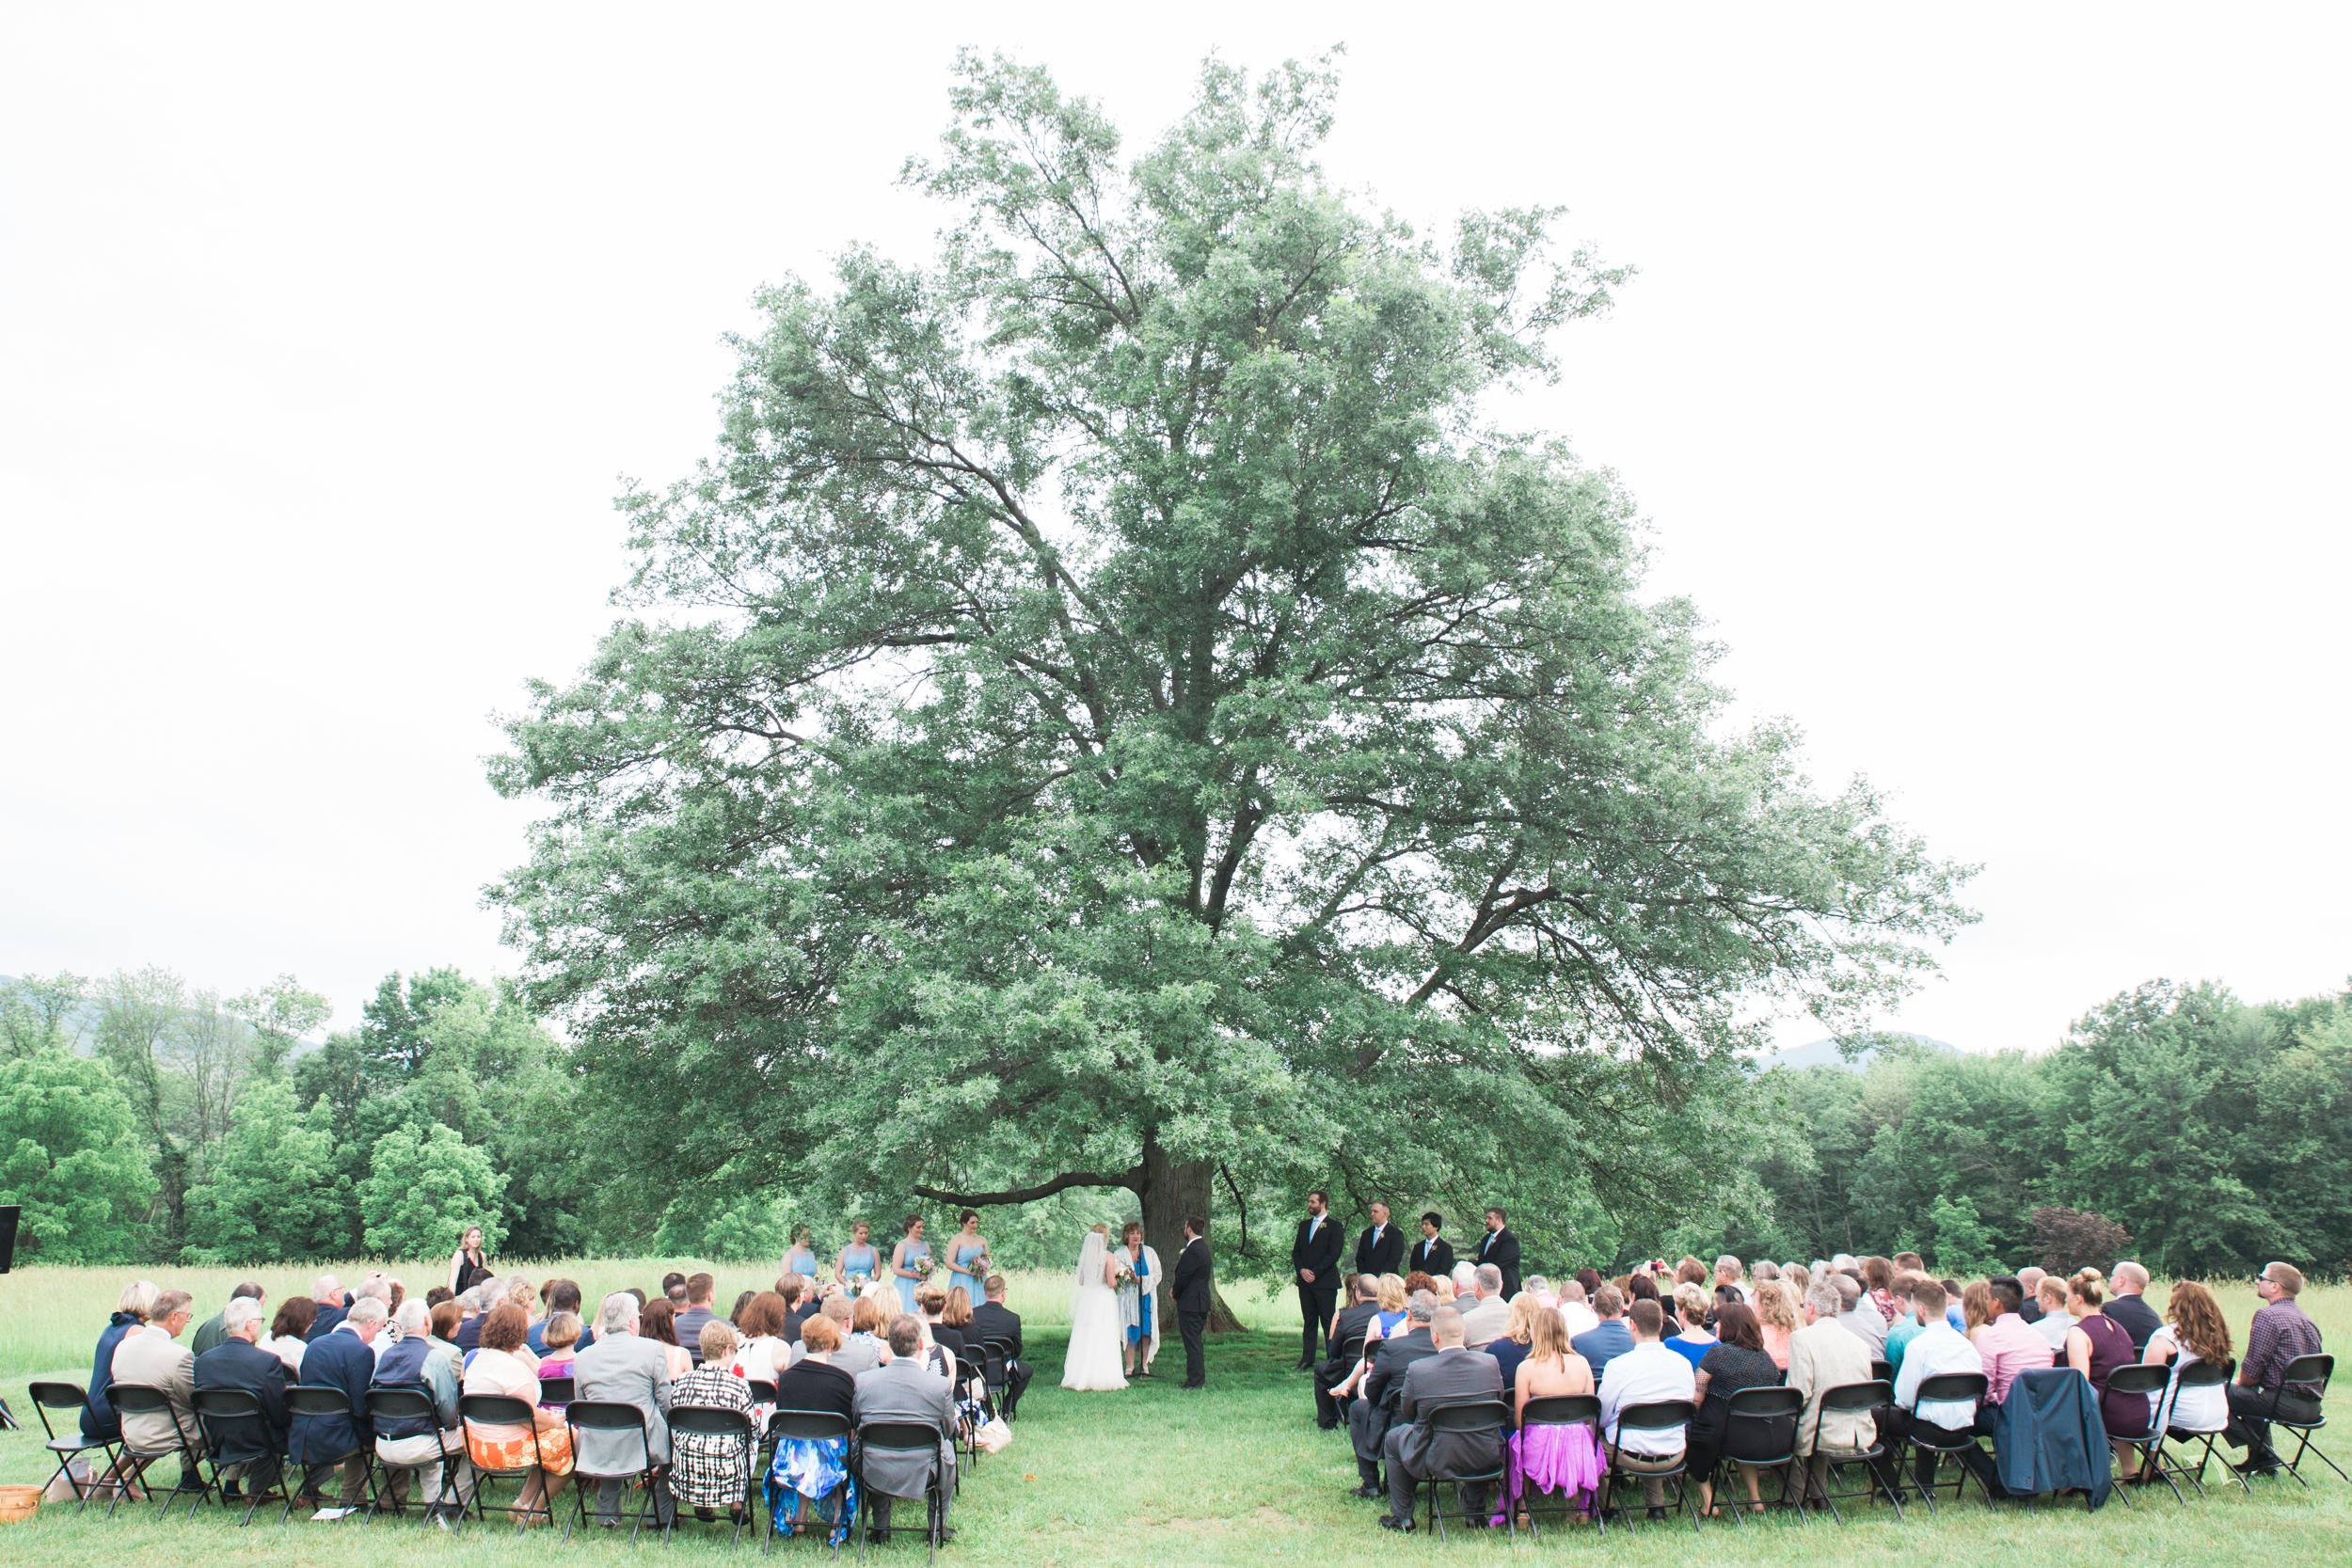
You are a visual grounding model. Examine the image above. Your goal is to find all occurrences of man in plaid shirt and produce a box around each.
[2227,1261,2325,1477]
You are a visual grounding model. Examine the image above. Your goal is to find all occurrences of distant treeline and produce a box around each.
[5,968,2348,1279]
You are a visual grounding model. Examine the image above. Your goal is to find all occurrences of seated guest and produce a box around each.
[1376,1306,1505,1533]
[1833,1274,1888,1359]
[1317,1275,1385,1430]
[306,1275,349,1341]
[259,1296,314,1376]
[1665,1284,1717,1370]
[1570,1286,1633,1376]
[969,1275,1031,1418]
[2061,1274,2139,1440]
[669,1321,754,1523]
[1487,1296,1544,1392]
[771,1276,807,1339]
[836,1295,889,1377]
[1459,1265,1511,1349]
[1688,1303,1784,1518]
[1348,1291,1438,1499]
[1790,1277,1875,1501]
[935,1287,977,1372]
[662,1271,688,1304]
[730,1291,792,1387]
[2029,1275,2074,1351]
[1875,1279,1998,1497]
[289,1297,385,1512]
[1755,1279,1799,1370]
[194,1296,289,1503]
[1597,1299,1696,1518]
[674,1274,719,1350]
[1861,1257,1899,1323]
[1495,1307,1598,1528]
[535,1312,583,1402]
[1882,1275,1924,1372]
[372,1298,469,1518]
[1367,1275,1408,1342]
[1556,1280,1598,1339]
[2227,1261,2325,1478]
[2104,1261,2162,1352]
[462,1304,570,1521]
[527,1281,596,1356]
[2126,1281,2232,1480]
[191,1282,264,1358]
[1961,1279,1995,1343]
[1974,1278,2057,1408]
[731,1291,756,1324]
[82,1279,158,1451]
[574,1291,673,1528]
[771,1314,858,1542]
[640,1298,695,1380]
[1715,1256,1754,1306]
[453,1287,490,1354]
[911,1287,954,1378]
[2015,1267,2048,1324]
[852,1316,957,1541]
[114,1289,201,1492]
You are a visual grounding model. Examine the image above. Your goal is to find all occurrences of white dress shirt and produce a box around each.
[2031,1309,2075,1351]
[1597,1339,1696,1456]
[1892,1320,1983,1431]
[1559,1301,1599,1338]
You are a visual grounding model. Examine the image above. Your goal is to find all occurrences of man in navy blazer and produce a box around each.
[288,1297,383,1511]
[304,1274,350,1341]
[193,1297,289,1498]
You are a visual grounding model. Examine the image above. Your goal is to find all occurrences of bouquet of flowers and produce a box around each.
[1111,1257,1137,1289]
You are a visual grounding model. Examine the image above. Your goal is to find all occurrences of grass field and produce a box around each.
[5,1264,2351,1564]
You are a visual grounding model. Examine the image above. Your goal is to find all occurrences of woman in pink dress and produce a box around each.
[1493,1309,1602,1529]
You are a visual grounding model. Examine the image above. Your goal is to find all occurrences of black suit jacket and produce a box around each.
[193,1338,289,1464]
[1473,1227,1522,1298]
[774,1358,856,1424]
[2103,1293,2161,1352]
[1411,1236,1456,1280]
[1292,1216,1343,1289]
[1171,1238,1214,1315]
[1356,1224,1406,1278]
[968,1301,1025,1359]
[1363,1325,1438,1410]
[1325,1301,1382,1370]
[306,1301,348,1341]
[290,1326,373,1460]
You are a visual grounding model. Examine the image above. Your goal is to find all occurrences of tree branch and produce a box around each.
[913,1167,1142,1207]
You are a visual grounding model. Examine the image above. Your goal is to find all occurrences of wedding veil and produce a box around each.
[1071,1228,1108,1319]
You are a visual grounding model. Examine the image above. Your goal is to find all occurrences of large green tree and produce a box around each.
[489,53,1971,1299]
[0,1048,156,1263]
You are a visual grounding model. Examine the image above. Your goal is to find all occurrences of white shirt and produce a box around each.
[2031,1310,2074,1351]
[1597,1340,1696,1456]
[1559,1301,1599,1338]
[2149,1325,2227,1433]
[1892,1321,1982,1431]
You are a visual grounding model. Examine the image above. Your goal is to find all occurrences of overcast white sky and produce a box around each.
[4,4,2346,1051]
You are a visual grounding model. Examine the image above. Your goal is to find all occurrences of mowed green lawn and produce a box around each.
[5,1266,2352,1564]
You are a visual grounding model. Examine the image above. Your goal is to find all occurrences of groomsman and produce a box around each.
[1354,1201,1406,1279]
[1291,1190,1343,1369]
[1173,1216,1214,1389]
[1410,1212,1455,1280]
[1473,1207,1521,1299]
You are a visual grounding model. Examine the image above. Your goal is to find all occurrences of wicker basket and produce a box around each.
[0,1483,40,1524]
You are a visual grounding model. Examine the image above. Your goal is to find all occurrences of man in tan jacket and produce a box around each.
[112,1288,203,1491]
[1787,1275,1877,1498]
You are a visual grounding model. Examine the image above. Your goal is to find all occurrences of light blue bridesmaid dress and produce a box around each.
[895,1239,930,1311]
[948,1240,987,1299]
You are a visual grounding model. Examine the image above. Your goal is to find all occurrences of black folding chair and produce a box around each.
[1517,1394,1605,1537]
[562,1398,658,1541]
[1412,1399,1512,1542]
[977,1344,1010,1421]
[363,1387,465,1524]
[2102,1364,2181,1505]
[1870,1360,1895,1386]
[667,1403,758,1545]
[763,1408,852,1555]
[25,1382,119,1513]
[281,1384,378,1525]
[1903,1373,1994,1513]
[1600,1399,1699,1532]
[1317,1332,1366,1428]
[457,1392,560,1533]
[2158,1357,2238,1497]
[1718,1386,1804,1523]
[538,1375,577,1407]
[853,1418,947,1566]
[106,1382,212,1519]
[1802,1379,1902,1522]
[191,1387,282,1525]
[2269,1354,2344,1487]
[748,1380,782,1471]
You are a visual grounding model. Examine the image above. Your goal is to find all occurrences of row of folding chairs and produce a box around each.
[1387,1352,2339,1538]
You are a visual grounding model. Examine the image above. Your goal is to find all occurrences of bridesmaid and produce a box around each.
[836,1221,881,1289]
[782,1227,820,1284]
[891,1215,931,1313]
[946,1212,991,1301]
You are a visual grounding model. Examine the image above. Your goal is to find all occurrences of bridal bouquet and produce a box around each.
[1110,1259,1137,1288]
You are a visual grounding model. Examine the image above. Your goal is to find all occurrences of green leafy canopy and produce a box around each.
[488,50,1973,1269]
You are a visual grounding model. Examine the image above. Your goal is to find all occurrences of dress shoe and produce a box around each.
[1378,1513,1416,1532]
[1181,1381,1204,1390]
[1350,1483,1384,1499]
[2233,1455,2280,1477]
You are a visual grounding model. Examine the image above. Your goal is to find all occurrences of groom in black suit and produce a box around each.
[1172,1215,1214,1389]
[1354,1201,1406,1279]
[1291,1190,1343,1369]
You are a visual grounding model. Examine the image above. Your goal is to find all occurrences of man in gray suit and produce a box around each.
[574,1291,675,1528]
[1380,1306,1505,1533]
[852,1316,957,1540]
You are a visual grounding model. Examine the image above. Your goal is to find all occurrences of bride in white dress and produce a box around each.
[1060,1223,1130,1392]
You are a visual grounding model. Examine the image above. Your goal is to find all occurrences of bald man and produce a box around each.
[2104,1262,2160,1351]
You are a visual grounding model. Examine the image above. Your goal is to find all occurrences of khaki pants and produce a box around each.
[377,1430,472,1510]
[1613,1448,1684,1509]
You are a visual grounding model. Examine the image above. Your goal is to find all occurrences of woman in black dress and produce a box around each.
[448,1224,493,1295]
[1688,1303,1788,1517]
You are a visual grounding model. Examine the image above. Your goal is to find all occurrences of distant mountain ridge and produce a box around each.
[1747,1032,1961,1073]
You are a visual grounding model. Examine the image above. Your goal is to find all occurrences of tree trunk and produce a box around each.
[1140,1132,1247,1334]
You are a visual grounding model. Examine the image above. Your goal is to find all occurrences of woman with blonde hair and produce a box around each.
[1489,1294,1544,1389]
[1753,1278,1799,1370]
[1365,1275,1409,1342]
[1667,1281,1718,1367]
[1492,1307,1600,1529]
[1961,1280,1997,1342]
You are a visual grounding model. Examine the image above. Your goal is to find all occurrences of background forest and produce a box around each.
[6,965,2347,1280]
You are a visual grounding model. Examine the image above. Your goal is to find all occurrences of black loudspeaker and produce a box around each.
[0,1204,18,1273]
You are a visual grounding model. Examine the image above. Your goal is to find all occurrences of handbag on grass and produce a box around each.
[975,1417,1013,1454]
